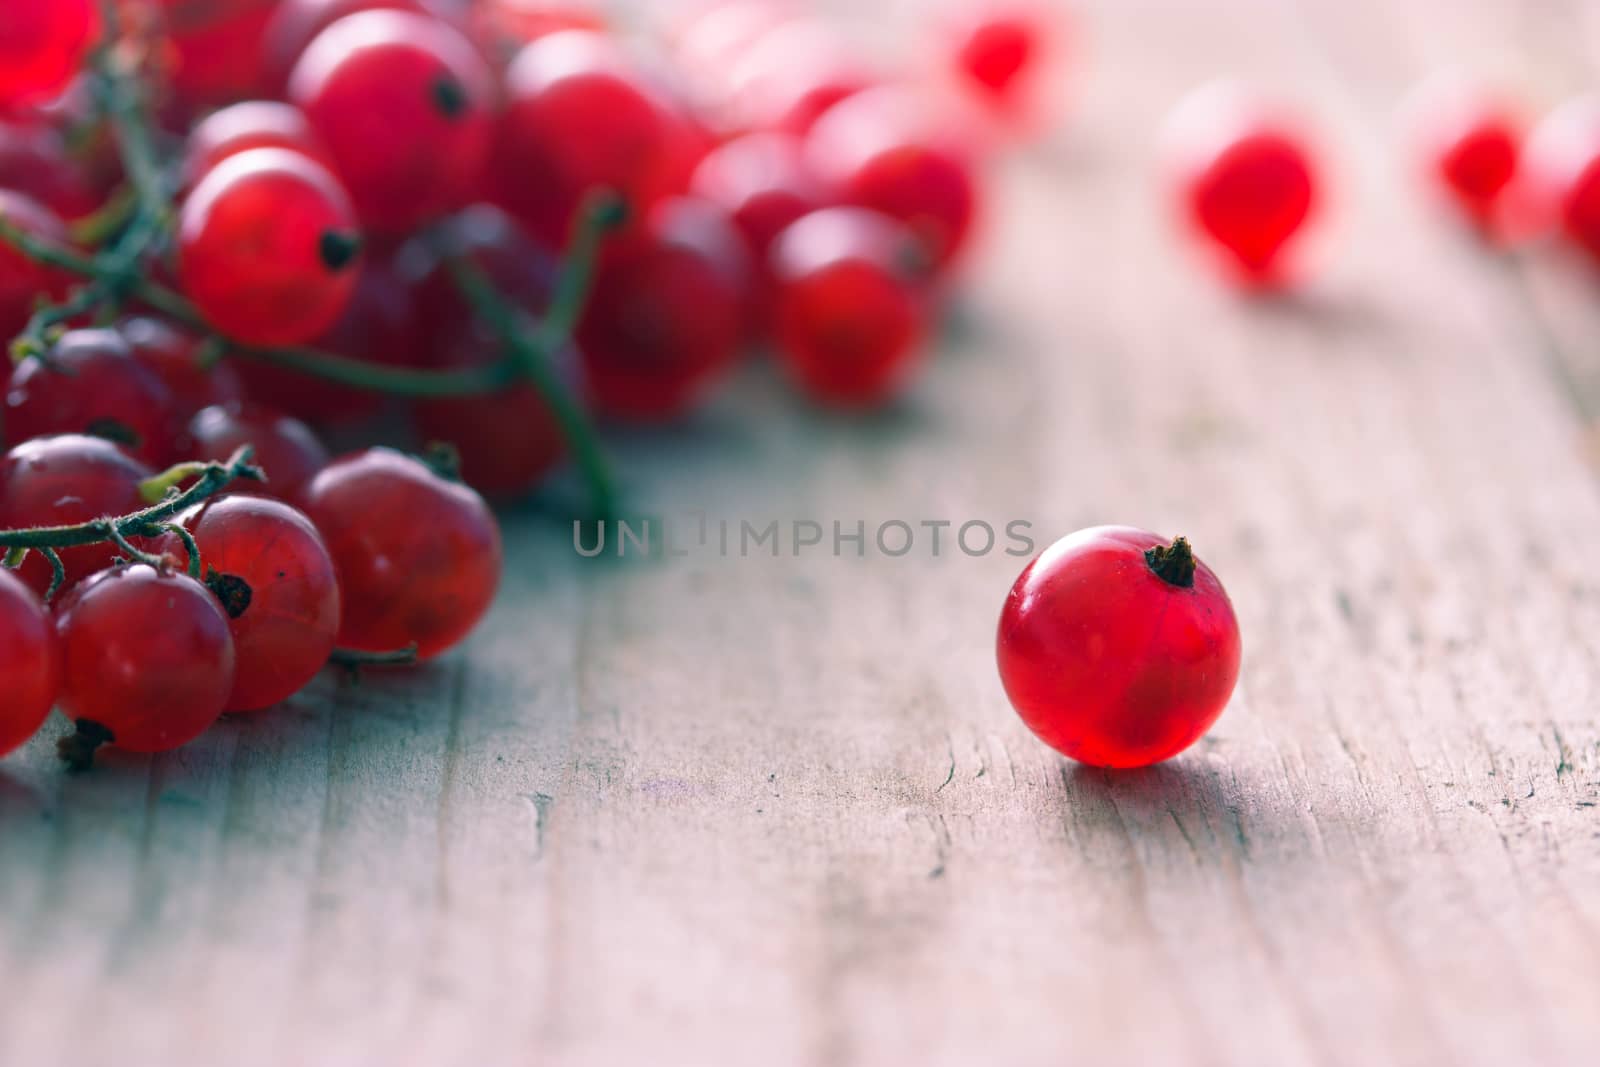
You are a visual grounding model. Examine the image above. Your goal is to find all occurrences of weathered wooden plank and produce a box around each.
[1,2,1598,1064]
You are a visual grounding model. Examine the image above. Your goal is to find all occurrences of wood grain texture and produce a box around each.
[3,2,1600,1064]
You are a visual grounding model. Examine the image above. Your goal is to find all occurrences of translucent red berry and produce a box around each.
[182,100,335,189]
[1165,87,1320,286]
[491,30,679,246]
[0,435,154,598]
[770,207,929,407]
[54,564,236,757]
[290,10,494,233]
[807,87,980,274]
[950,7,1039,102]
[156,496,341,713]
[997,526,1243,769]
[302,448,502,659]
[0,0,98,107]
[1407,80,1521,228]
[577,196,749,420]
[0,190,72,342]
[155,0,277,112]
[119,316,246,421]
[4,329,184,466]
[188,403,330,504]
[262,0,430,95]
[178,147,363,346]
[1522,96,1600,264]
[0,566,60,757]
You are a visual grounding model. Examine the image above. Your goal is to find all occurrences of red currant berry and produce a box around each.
[490,30,680,246]
[0,435,154,598]
[691,131,829,326]
[807,87,980,274]
[0,189,72,342]
[950,6,1038,102]
[0,118,101,220]
[290,10,494,233]
[118,317,246,421]
[155,0,277,112]
[54,564,236,759]
[997,527,1242,769]
[770,207,929,407]
[4,329,184,466]
[155,496,341,713]
[188,403,330,504]
[1404,77,1521,232]
[262,0,430,94]
[578,196,749,421]
[182,100,335,189]
[1164,86,1320,286]
[178,147,363,347]
[0,0,99,107]
[1522,96,1600,263]
[406,207,568,495]
[302,448,502,660]
[233,258,423,423]
[0,566,60,757]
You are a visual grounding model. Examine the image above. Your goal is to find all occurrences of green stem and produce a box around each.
[9,283,107,362]
[445,192,625,519]
[329,645,420,668]
[0,447,262,557]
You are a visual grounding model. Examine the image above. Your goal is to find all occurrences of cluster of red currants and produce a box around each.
[1165,76,1600,288]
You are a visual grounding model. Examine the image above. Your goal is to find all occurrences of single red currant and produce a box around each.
[577,196,749,421]
[490,30,680,246]
[770,207,929,407]
[119,316,246,421]
[997,527,1242,769]
[0,435,154,598]
[807,87,980,274]
[1403,77,1521,233]
[181,100,335,189]
[178,147,363,347]
[4,328,184,466]
[301,448,502,659]
[232,258,423,423]
[0,0,99,108]
[1164,86,1320,286]
[290,10,494,233]
[691,131,829,327]
[0,190,72,343]
[262,0,429,95]
[155,0,277,113]
[188,403,330,504]
[0,566,60,757]
[949,5,1039,103]
[54,564,236,762]
[154,496,341,713]
[406,206,568,495]
[0,118,101,220]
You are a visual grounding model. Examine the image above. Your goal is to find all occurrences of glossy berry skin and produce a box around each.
[0,567,60,757]
[491,31,679,247]
[1166,90,1319,286]
[155,496,341,713]
[119,317,246,421]
[301,449,502,659]
[188,403,330,504]
[0,435,154,598]
[181,100,335,189]
[807,88,979,274]
[0,0,98,107]
[290,11,494,233]
[770,207,928,408]
[577,197,749,421]
[178,147,363,347]
[997,527,1242,769]
[262,0,429,95]
[53,564,236,754]
[0,190,72,343]
[4,329,184,466]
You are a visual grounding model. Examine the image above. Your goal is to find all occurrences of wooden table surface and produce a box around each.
[5,2,1600,1064]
